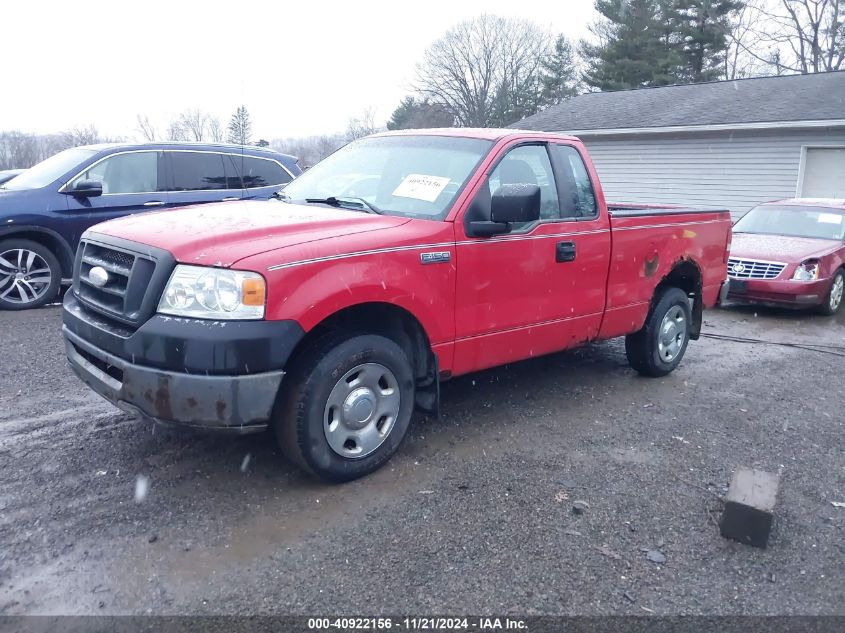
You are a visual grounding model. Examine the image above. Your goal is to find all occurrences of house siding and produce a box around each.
[573,128,845,217]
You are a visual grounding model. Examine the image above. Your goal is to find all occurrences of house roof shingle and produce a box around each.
[517,71,845,132]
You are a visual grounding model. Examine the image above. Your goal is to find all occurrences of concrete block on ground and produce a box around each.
[720,468,779,549]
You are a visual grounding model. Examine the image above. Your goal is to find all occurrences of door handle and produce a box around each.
[222,197,239,202]
[556,241,576,263]
[143,201,165,207]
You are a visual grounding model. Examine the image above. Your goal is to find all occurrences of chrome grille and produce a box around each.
[73,239,161,327]
[727,257,786,280]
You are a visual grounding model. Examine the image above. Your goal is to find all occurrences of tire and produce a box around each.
[625,286,692,377]
[0,239,61,311]
[816,269,844,316]
[275,333,415,482]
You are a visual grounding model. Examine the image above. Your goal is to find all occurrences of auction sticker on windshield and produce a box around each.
[392,174,451,203]
[818,213,843,224]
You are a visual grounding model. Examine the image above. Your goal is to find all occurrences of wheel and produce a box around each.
[0,239,61,310]
[275,333,415,482]
[817,269,844,316]
[625,286,692,377]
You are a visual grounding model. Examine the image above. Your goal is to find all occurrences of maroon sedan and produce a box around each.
[727,199,845,315]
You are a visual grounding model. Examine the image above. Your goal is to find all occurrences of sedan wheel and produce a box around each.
[818,270,845,316]
[0,241,60,310]
[829,274,844,311]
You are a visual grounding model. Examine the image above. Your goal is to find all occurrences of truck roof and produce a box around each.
[373,128,579,142]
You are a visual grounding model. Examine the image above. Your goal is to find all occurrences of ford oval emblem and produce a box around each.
[88,266,109,288]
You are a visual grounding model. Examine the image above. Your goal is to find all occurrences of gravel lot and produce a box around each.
[0,303,843,616]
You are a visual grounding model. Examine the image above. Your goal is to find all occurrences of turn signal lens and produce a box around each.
[242,277,266,306]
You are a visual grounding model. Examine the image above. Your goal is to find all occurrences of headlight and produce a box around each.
[792,261,820,281]
[158,265,266,319]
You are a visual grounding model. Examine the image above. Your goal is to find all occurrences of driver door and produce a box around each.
[451,142,579,374]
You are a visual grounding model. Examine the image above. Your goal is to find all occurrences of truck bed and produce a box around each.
[607,203,732,217]
[597,203,732,341]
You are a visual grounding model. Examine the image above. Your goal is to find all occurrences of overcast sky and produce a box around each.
[1,0,597,140]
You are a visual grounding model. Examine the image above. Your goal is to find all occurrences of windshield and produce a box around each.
[733,205,845,241]
[1,147,98,190]
[280,135,493,219]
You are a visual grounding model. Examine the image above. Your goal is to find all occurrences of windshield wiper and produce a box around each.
[304,196,383,215]
[272,190,290,201]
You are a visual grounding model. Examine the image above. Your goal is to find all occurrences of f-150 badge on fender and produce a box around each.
[420,251,451,265]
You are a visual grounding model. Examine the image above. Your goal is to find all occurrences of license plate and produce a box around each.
[729,279,748,294]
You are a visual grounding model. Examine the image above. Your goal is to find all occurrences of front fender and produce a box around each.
[263,248,456,345]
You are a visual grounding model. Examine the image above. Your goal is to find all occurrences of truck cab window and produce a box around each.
[488,145,559,229]
[552,145,597,219]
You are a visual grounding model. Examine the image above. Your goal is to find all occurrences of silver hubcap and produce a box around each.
[658,305,687,363]
[0,248,52,305]
[830,275,844,310]
[324,363,400,459]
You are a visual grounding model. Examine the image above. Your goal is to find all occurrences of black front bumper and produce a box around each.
[63,292,305,433]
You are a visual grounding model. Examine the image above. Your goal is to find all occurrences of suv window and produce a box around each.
[169,152,235,191]
[234,156,291,188]
[71,151,160,194]
[551,145,597,219]
[488,144,559,228]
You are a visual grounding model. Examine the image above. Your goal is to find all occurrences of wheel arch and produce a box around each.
[0,226,75,280]
[288,301,439,416]
[655,258,703,340]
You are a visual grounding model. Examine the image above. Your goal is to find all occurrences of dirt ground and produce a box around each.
[0,303,843,616]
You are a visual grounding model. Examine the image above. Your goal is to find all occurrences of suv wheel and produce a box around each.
[0,239,61,310]
[275,333,415,482]
[625,286,692,377]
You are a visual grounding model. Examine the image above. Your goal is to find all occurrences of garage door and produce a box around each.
[801,148,845,197]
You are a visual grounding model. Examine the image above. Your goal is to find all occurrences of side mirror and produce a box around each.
[464,183,542,238]
[67,180,103,197]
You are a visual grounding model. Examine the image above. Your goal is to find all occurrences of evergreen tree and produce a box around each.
[582,0,743,90]
[675,0,743,82]
[540,35,581,106]
[227,106,252,145]
[581,0,681,91]
[387,97,454,130]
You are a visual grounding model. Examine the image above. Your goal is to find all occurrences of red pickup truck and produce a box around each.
[63,129,731,481]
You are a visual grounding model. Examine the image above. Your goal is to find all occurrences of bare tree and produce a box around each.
[271,134,345,169]
[59,125,102,149]
[742,0,845,73]
[208,118,225,142]
[136,114,157,141]
[178,109,210,142]
[0,131,40,169]
[345,107,377,141]
[167,120,188,141]
[415,14,550,127]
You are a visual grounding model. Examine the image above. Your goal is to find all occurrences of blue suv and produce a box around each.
[0,142,300,310]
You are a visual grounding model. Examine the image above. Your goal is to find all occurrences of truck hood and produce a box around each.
[730,232,842,264]
[88,200,411,267]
